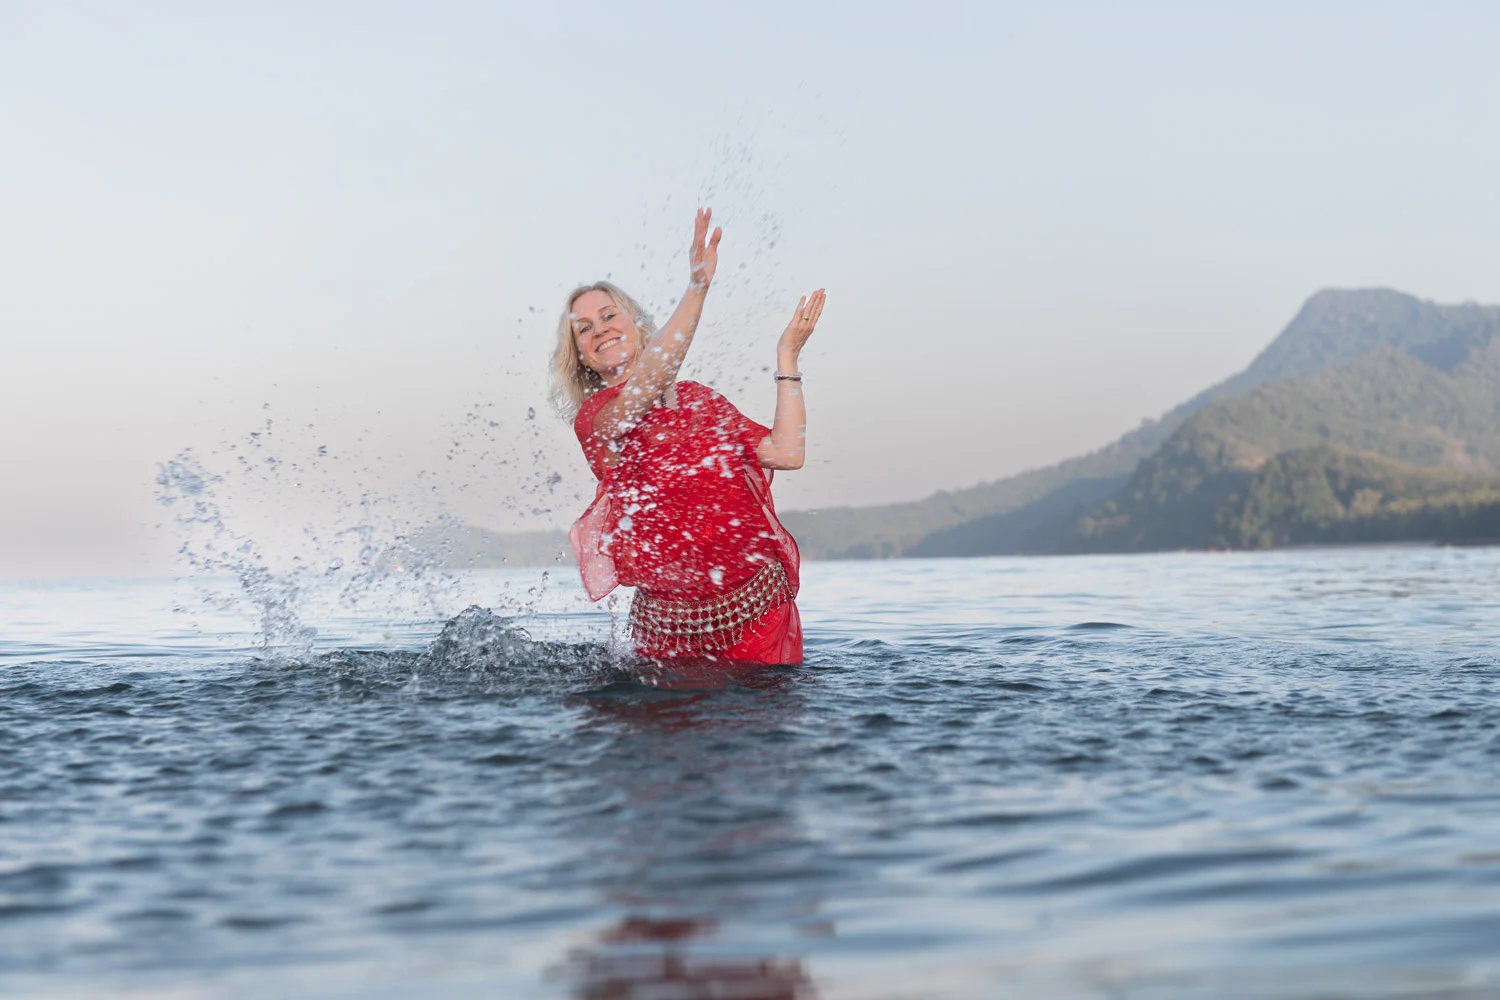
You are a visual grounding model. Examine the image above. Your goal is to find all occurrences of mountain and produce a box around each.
[789,289,1500,558]
[1062,335,1500,552]
[786,288,1500,558]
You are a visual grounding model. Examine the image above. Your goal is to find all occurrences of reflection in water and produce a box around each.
[616,657,809,694]
[563,915,816,1000]
[559,670,824,998]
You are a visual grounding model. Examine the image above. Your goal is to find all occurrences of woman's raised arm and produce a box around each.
[757,289,826,471]
[589,209,721,443]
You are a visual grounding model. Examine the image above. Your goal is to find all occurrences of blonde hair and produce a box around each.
[550,281,655,419]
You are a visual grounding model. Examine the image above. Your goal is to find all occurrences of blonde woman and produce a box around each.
[554,208,825,665]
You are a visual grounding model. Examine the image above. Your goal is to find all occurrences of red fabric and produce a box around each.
[632,595,802,665]
[570,380,802,665]
[717,598,802,665]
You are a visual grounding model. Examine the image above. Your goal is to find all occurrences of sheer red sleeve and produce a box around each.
[570,384,625,601]
[573,383,625,480]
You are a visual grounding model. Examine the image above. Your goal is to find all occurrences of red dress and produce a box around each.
[570,380,802,665]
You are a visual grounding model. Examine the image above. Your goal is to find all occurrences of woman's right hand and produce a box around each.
[777,288,827,367]
[689,208,723,290]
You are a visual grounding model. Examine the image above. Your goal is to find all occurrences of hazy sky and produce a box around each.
[3,2,1499,579]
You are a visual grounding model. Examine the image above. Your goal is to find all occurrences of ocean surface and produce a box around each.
[2,546,1499,999]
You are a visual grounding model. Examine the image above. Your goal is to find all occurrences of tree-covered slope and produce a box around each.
[1065,336,1500,552]
[1075,445,1500,551]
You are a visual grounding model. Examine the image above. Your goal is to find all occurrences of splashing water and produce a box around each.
[154,445,470,654]
[155,450,319,651]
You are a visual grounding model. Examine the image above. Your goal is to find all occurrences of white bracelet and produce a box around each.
[774,371,803,382]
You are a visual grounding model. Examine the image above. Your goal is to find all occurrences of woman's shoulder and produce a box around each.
[574,382,625,438]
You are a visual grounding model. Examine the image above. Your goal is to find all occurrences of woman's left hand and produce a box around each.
[689,208,723,290]
[777,288,826,365]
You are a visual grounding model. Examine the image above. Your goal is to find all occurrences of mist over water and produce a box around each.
[3,548,1499,999]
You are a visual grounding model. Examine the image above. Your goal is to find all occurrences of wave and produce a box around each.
[289,605,803,698]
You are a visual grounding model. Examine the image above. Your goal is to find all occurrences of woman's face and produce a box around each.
[571,290,641,377]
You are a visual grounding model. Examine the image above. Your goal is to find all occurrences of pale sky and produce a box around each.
[3,1,1499,579]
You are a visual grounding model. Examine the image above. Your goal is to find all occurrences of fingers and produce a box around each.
[709,226,722,250]
[792,289,826,328]
[808,288,826,325]
[693,208,711,250]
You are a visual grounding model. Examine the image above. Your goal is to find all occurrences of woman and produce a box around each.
[552,208,825,666]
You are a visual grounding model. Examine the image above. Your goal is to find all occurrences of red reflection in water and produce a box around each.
[578,661,802,732]
[564,916,817,1000]
[630,659,803,691]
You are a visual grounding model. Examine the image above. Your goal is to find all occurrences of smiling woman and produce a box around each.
[551,209,826,665]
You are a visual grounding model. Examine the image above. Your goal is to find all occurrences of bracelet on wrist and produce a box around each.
[774,371,803,382]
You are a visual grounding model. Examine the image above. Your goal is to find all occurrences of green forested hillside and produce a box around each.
[1077,446,1500,551]
[1226,447,1500,547]
[1170,341,1500,472]
[1066,336,1500,551]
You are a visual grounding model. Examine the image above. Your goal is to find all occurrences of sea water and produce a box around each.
[2,546,1499,999]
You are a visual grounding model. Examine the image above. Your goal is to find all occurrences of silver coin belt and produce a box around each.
[629,561,792,652]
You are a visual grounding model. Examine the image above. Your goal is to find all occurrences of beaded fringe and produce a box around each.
[629,562,792,655]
